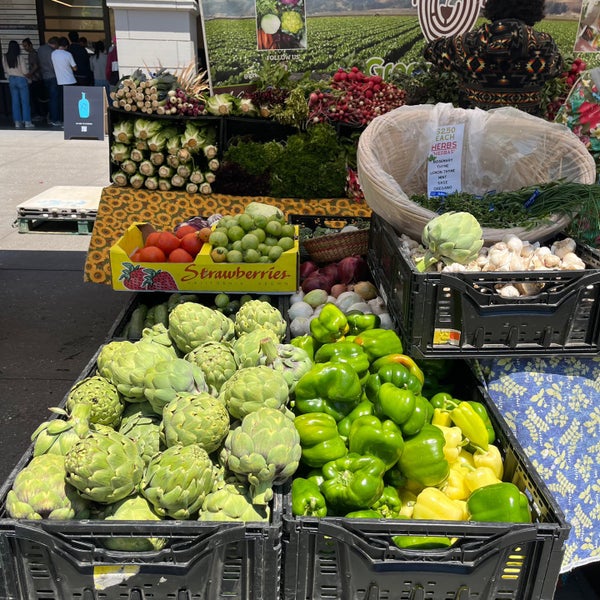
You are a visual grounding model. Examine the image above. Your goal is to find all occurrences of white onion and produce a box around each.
[287,301,314,321]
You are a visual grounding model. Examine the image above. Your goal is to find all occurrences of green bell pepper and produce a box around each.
[365,363,423,400]
[467,482,532,523]
[294,412,348,468]
[314,341,370,382]
[345,509,382,519]
[353,328,403,362]
[309,303,349,344]
[346,311,381,335]
[291,477,328,517]
[321,453,386,514]
[337,400,374,438]
[370,485,402,518]
[348,415,404,470]
[429,392,454,410]
[373,383,430,436]
[290,334,317,361]
[397,424,449,487]
[369,353,425,387]
[293,361,362,422]
[392,535,454,550]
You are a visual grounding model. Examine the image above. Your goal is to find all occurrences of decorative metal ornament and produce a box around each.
[413,0,485,42]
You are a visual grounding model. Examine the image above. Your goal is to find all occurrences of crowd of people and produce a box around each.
[2,32,118,129]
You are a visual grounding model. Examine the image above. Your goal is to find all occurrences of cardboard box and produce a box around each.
[110,223,299,293]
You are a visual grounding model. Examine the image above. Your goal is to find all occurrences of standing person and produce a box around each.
[2,40,34,128]
[90,40,109,99]
[423,0,563,116]
[51,36,77,123]
[38,36,60,126]
[106,37,119,87]
[68,31,92,86]
[21,38,43,121]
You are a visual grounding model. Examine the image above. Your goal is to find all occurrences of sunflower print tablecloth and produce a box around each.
[84,186,371,286]
[478,356,600,573]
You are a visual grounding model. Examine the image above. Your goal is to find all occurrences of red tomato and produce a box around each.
[180,232,203,257]
[145,231,161,247]
[155,231,181,256]
[175,224,198,239]
[130,250,143,261]
[138,245,166,262]
[169,248,194,263]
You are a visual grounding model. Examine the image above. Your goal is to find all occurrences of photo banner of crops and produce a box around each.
[198,0,584,93]
[574,0,600,52]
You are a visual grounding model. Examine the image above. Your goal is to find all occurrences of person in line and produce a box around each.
[79,36,94,55]
[2,40,34,128]
[37,36,61,126]
[90,40,110,99]
[51,36,77,123]
[68,31,93,86]
[423,0,563,116]
[106,37,119,87]
[21,38,43,121]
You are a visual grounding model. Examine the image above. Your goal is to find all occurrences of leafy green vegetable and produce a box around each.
[256,0,278,16]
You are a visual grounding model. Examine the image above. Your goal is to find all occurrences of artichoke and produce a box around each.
[184,341,239,394]
[199,480,269,522]
[118,402,162,465]
[258,338,313,392]
[143,358,209,414]
[6,454,90,520]
[101,495,166,551]
[161,392,230,453]
[97,338,177,401]
[64,427,145,504]
[65,375,124,428]
[232,328,279,368]
[30,403,91,457]
[234,300,286,340]
[417,211,484,272]
[219,407,301,505]
[218,365,290,420]
[169,302,235,354]
[140,443,217,519]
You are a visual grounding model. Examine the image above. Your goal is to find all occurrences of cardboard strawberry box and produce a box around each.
[110,223,299,293]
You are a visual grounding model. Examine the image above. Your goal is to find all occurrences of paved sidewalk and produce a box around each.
[0,126,110,251]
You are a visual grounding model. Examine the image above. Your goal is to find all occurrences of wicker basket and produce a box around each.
[302,228,370,263]
[357,103,597,244]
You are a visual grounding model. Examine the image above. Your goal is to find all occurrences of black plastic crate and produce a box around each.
[281,361,570,600]
[368,213,600,358]
[106,291,289,340]
[0,349,282,600]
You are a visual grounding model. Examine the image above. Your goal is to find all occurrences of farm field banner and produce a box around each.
[199,0,584,93]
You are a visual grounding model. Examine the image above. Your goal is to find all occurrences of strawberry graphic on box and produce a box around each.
[119,263,147,290]
[143,268,179,291]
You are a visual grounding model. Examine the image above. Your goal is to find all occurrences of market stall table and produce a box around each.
[84,186,371,286]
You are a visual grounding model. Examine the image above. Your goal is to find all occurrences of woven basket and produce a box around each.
[303,228,370,263]
[357,103,597,244]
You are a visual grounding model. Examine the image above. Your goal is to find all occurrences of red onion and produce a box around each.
[299,260,319,280]
[337,255,369,284]
[320,262,339,281]
[301,271,333,294]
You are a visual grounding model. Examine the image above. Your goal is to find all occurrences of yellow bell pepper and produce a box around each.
[455,449,475,469]
[465,466,501,492]
[432,408,452,427]
[441,463,471,500]
[412,487,466,521]
[398,488,418,518]
[433,424,463,463]
[473,444,504,480]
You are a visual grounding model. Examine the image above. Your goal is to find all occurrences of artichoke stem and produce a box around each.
[259,338,279,366]
[251,480,274,506]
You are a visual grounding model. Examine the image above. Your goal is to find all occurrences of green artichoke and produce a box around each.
[97,338,177,401]
[65,375,124,428]
[417,211,484,272]
[199,480,269,522]
[31,403,91,457]
[258,338,313,392]
[118,402,162,465]
[101,495,166,551]
[231,328,279,368]
[219,407,301,505]
[140,443,217,519]
[64,427,145,504]
[169,302,235,354]
[143,358,209,414]
[234,300,286,340]
[161,392,230,453]
[184,341,239,394]
[218,365,290,420]
[6,454,90,520]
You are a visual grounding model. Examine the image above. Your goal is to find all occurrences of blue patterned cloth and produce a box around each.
[478,356,600,573]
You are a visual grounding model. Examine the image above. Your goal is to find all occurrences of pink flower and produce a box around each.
[578,101,600,128]
[280,0,299,5]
